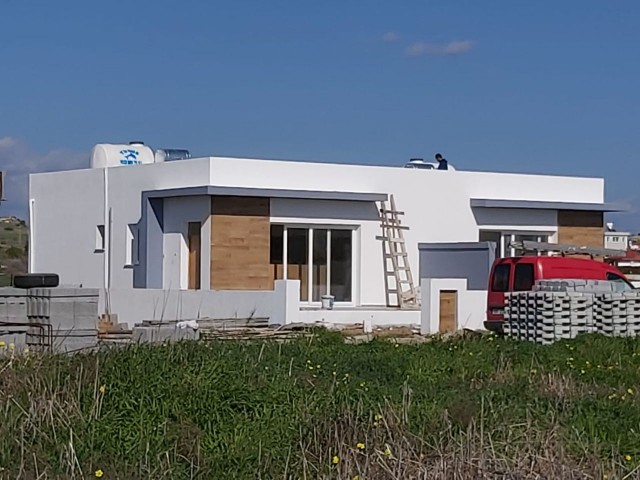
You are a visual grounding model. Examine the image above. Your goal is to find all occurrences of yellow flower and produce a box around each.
[580,369,586,375]
[487,336,494,342]
[356,442,365,450]
[332,455,339,465]
[608,393,617,400]
[95,469,104,478]
[353,476,360,480]
[332,371,337,376]
[384,445,392,457]
[8,343,15,350]
[530,368,537,375]
[23,347,29,354]
[625,454,632,462]
[394,344,399,348]
[0,341,5,347]
[99,385,106,394]
[317,364,321,369]
[374,413,383,421]
[628,388,634,395]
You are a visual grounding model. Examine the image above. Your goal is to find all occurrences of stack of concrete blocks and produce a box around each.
[0,287,100,353]
[0,288,29,347]
[504,279,640,344]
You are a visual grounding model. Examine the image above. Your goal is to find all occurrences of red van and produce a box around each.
[485,256,633,332]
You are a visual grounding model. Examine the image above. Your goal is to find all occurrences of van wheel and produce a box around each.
[12,274,60,289]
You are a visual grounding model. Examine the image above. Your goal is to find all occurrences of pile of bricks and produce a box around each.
[503,280,640,344]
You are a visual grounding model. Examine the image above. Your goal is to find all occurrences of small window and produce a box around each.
[606,272,634,292]
[125,224,139,266]
[514,263,535,291]
[95,225,105,252]
[492,264,511,292]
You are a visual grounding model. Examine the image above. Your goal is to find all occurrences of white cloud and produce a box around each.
[382,31,399,42]
[0,137,87,220]
[406,40,475,57]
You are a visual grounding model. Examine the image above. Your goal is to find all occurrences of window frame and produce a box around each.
[478,230,552,258]
[271,223,358,305]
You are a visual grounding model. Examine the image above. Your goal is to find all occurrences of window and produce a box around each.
[95,225,105,252]
[514,263,535,291]
[270,225,355,303]
[492,264,511,292]
[606,273,635,292]
[125,224,139,266]
[512,234,540,257]
[287,228,309,301]
[479,230,550,258]
[330,229,352,302]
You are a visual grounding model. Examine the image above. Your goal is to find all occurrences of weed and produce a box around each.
[0,332,638,478]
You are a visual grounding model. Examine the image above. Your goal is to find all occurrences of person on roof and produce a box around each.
[435,153,448,170]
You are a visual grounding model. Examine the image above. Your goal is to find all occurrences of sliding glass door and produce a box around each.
[271,225,354,303]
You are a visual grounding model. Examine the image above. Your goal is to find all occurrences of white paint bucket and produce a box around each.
[321,295,335,310]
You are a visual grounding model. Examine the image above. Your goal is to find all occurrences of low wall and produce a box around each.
[420,279,487,334]
[298,308,420,328]
[99,280,301,328]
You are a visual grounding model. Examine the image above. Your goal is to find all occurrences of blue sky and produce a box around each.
[1,0,639,229]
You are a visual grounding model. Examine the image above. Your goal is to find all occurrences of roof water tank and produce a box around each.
[154,148,192,162]
[90,142,155,168]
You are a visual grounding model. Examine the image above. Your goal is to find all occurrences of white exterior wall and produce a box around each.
[29,155,605,309]
[29,169,105,287]
[105,159,211,289]
[162,196,210,289]
[420,278,488,333]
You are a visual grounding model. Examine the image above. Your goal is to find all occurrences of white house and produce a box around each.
[604,229,630,252]
[28,144,622,331]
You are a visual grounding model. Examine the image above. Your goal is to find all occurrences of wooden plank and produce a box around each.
[439,290,457,333]
[188,222,201,290]
[210,196,273,290]
[557,210,604,248]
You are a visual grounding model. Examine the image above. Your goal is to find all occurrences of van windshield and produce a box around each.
[606,272,636,292]
[492,264,510,292]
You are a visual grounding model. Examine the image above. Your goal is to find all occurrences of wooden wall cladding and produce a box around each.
[210,196,273,290]
[557,210,604,248]
[439,291,457,333]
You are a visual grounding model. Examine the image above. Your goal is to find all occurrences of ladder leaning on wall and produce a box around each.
[376,194,418,308]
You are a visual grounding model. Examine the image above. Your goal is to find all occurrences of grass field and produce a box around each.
[2,332,640,479]
[0,216,28,286]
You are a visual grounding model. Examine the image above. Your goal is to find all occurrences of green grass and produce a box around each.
[2,332,640,479]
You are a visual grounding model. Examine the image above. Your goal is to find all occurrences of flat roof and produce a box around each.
[142,185,388,203]
[470,198,627,212]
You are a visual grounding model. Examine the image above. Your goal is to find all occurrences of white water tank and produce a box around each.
[90,142,156,168]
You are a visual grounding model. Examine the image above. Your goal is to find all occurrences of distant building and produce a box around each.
[604,231,630,251]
